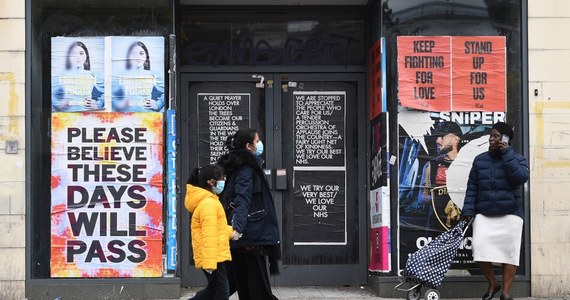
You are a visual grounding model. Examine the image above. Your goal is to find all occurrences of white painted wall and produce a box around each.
[528,0,570,297]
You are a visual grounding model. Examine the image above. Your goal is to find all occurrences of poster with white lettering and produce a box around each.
[197,93,251,165]
[293,91,345,167]
[293,170,346,245]
[50,112,164,277]
[397,109,506,273]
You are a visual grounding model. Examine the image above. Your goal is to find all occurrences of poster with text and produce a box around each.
[198,93,251,165]
[451,36,506,111]
[398,36,451,111]
[293,169,346,245]
[111,37,165,112]
[398,36,506,112]
[397,109,507,273]
[50,112,164,277]
[294,91,345,167]
[51,37,105,112]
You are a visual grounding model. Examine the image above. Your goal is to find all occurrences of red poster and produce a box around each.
[370,39,382,119]
[398,36,451,111]
[452,36,506,111]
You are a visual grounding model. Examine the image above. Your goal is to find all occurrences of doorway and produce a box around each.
[179,72,367,286]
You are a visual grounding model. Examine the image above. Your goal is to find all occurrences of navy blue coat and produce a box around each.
[218,150,280,249]
[462,147,529,219]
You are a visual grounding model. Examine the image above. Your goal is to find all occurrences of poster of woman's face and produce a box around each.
[51,37,105,112]
[111,37,165,112]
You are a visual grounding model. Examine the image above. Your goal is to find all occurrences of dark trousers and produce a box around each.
[191,261,230,300]
[231,251,278,300]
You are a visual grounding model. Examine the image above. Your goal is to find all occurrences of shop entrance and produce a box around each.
[179,73,367,286]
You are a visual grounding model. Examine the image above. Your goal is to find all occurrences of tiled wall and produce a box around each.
[0,1,25,299]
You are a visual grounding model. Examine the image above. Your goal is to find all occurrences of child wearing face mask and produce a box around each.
[185,164,234,300]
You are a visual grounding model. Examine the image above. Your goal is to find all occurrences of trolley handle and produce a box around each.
[461,219,474,236]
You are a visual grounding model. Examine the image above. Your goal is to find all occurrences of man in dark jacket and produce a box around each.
[462,122,529,300]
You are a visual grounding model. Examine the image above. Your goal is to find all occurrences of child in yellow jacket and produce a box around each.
[185,164,236,300]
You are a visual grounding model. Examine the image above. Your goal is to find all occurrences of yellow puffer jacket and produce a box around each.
[185,184,233,270]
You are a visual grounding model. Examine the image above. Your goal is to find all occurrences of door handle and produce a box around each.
[252,74,265,88]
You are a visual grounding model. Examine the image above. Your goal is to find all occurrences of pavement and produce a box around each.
[178,285,385,299]
[174,285,568,300]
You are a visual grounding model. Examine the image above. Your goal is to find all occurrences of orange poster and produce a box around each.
[398,36,451,111]
[451,36,506,111]
[370,39,382,119]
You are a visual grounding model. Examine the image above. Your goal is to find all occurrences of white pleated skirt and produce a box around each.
[472,214,523,266]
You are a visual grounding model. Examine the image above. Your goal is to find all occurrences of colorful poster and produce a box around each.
[51,37,105,112]
[452,36,506,111]
[50,112,164,277]
[369,186,390,272]
[166,109,177,271]
[397,110,506,272]
[398,36,451,111]
[369,113,390,272]
[111,37,165,112]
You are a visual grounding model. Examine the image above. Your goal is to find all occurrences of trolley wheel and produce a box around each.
[424,289,440,300]
[406,287,421,300]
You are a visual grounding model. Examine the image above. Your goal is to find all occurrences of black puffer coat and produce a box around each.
[217,150,280,248]
[462,147,529,219]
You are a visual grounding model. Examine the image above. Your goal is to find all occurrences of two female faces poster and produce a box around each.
[51,36,165,113]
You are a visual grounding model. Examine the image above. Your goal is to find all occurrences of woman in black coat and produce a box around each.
[217,128,280,300]
[462,122,529,300]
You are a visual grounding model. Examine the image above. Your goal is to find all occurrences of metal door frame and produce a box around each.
[271,73,368,285]
[179,73,274,286]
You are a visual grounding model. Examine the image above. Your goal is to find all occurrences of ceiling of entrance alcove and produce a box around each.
[180,0,367,5]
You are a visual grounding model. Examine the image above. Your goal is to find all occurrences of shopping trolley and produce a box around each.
[395,219,472,300]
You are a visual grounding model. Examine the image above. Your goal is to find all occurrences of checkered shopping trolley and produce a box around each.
[395,219,472,300]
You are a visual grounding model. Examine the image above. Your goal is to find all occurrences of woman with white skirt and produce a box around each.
[461,122,529,300]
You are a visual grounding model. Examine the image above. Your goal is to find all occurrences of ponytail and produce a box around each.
[187,165,224,190]
[226,128,258,151]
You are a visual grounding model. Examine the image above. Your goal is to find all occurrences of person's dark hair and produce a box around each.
[66,41,90,70]
[126,41,150,70]
[187,164,224,190]
[225,128,258,151]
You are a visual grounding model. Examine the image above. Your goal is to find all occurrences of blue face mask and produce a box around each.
[254,140,264,156]
[212,180,225,194]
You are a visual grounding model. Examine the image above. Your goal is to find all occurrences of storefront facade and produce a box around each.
[0,0,560,299]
